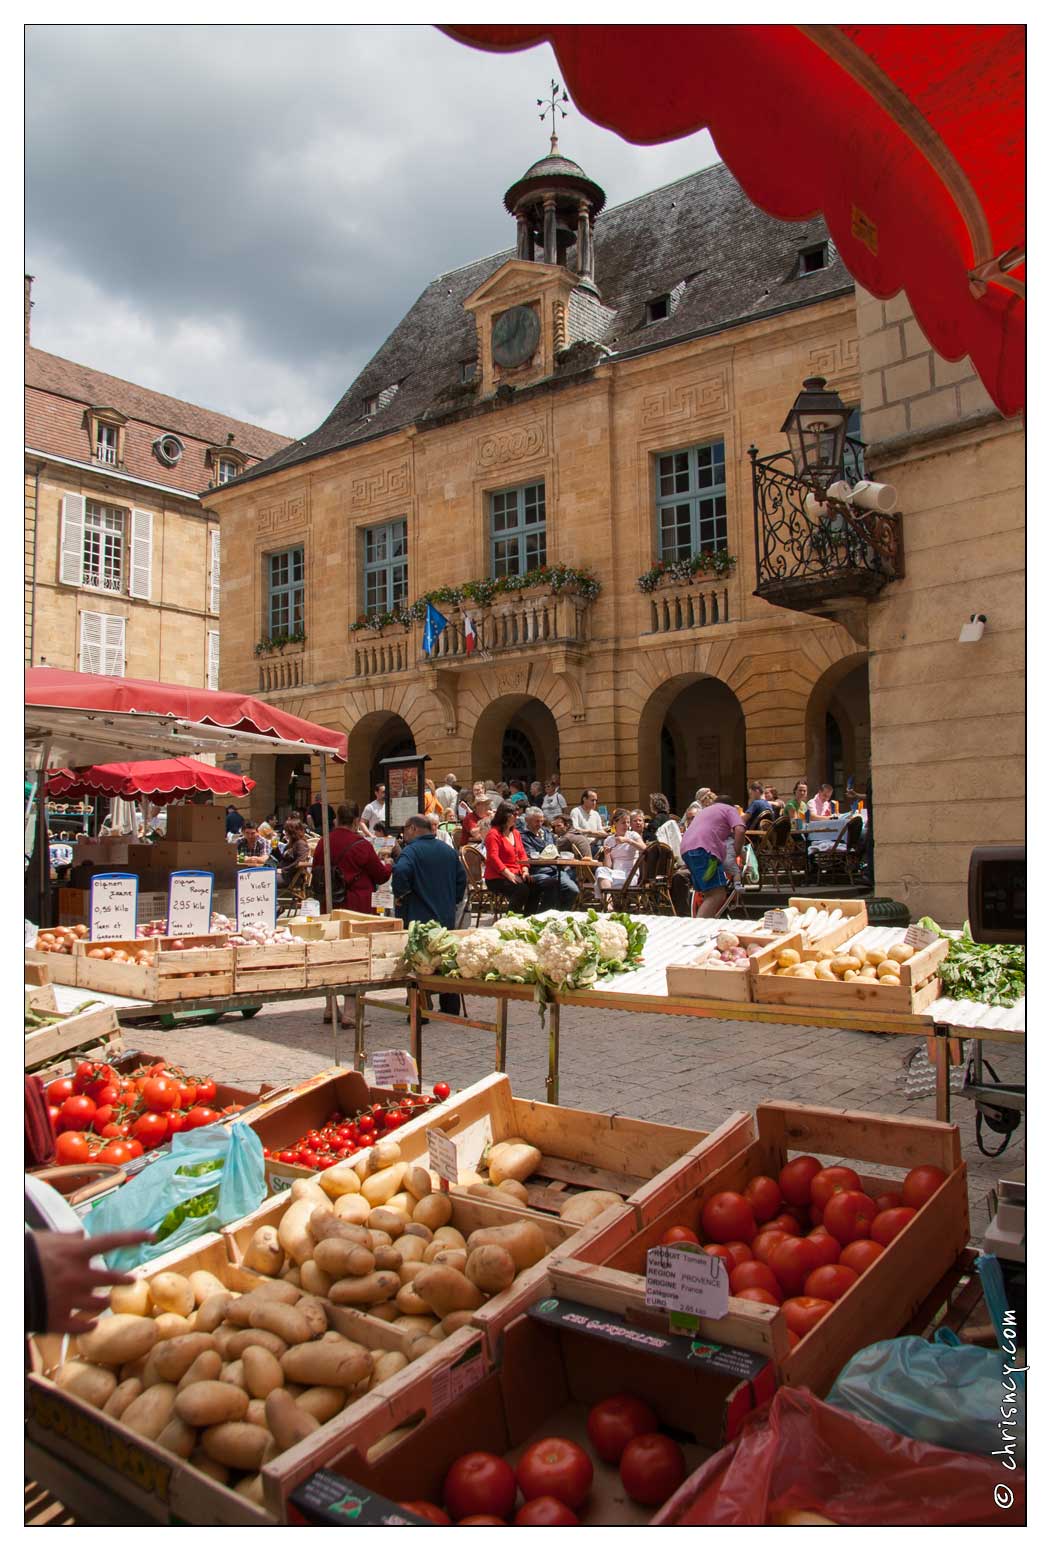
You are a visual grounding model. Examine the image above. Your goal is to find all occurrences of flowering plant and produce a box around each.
[350,564,601,632]
[254,627,306,655]
[636,551,735,593]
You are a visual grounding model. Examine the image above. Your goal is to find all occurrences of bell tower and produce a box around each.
[502,82,605,287]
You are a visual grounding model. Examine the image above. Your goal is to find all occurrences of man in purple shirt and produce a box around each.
[681,795,748,918]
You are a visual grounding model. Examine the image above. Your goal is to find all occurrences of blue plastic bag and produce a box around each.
[826,1332,1025,1466]
[84,1122,266,1270]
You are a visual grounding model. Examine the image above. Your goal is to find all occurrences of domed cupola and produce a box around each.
[503,87,605,283]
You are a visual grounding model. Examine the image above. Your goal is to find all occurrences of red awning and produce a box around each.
[26,668,347,762]
[47,757,256,803]
[442,24,1024,418]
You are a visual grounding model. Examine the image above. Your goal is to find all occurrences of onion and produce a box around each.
[87,948,106,959]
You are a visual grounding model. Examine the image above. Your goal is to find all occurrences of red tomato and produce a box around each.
[744,1175,783,1224]
[92,1105,116,1130]
[735,1285,781,1307]
[701,1191,756,1244]
[299,1150,320,1170]
[730,1261,782,1299]
[167,1111,188,1139]
[193,1077,218,1104]
[443,1453,517,1521]
[358,1115,376,1135]
[874,1191,903,1213]
[516,1437,593,1509]
[659,1226,700,1246]
[141,1075,180,1112]
[870,1206,918,1245]
[60,1094,97,1126]
[768,1211,808,1236]
[702,1243,731,1262]
[723,1241,754,1271]
[781,1296,834,1336]
[619,1433,687,1507]
[823,1191,878,1245]
[804,1263,859,1302]
[47,1105,62,1126]
[752,1228,794,1265]
[184,1106,220,1130]
[278,1149,298,1164]
[177,1081,198,1108]
[131,1111,169,1150]
[74,1060,96,1093]
[586,1393,658,1463]
[902,1165,947,1209]
[779,1154,823,1206]
[515,1498,579,1526]
[55,1130,93,1164]
[768,1236,825,1296]
[433,1082,451,1100]
[97,1140,133,1165]
[805,1230,842,1268]
[810,1166,862,1212]
[46,1077,76,1105]
[398,1502,451,1526]
[840,1239,885,1275]
[124,1138,144,1159]
[787,1329,801,1348]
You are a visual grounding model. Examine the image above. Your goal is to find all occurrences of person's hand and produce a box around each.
[31,1228,156,1335]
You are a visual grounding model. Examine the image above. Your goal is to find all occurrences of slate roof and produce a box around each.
[235,160,853,489]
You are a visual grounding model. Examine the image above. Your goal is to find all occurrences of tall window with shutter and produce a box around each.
[209,531,221,614]
[128,509,153,599]
[60,493,87,586]
[207,630,220,690]
[80,612,125,676]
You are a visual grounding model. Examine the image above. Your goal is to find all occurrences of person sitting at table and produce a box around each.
[484,802,540,914]
[277,819,312,888]
[460,795,492,846]
[808,783,835,819]
[238,822,271,862]
[782,780,809,830]
[595,809,646,904]
[549,815,577,852]
[520,806,579,911]
[629,808,648,839]
[743,780,774,829]
[764,785,784,816]
[570,790,606,837]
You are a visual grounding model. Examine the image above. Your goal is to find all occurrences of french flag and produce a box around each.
[463,612,477,656]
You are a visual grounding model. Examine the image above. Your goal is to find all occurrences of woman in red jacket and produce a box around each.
[484,802,540,914]
[312,803,392,914]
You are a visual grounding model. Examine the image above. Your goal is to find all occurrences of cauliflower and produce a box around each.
[592,916,629,963]
[453,928,502,980]
[534,919,594,987]
[489,938,539,982]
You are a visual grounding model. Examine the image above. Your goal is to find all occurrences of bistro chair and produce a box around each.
[755,814,804,890]
[812,814,866,885]
[459,845,507,925]
[604,847,650,913]
[278,862,313,918]
[640,841,677,915]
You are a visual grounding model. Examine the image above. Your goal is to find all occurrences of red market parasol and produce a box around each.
[442,24,1024,418]
[46,757,256,803]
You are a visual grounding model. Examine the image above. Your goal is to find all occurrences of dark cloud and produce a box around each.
[26,25,717,435]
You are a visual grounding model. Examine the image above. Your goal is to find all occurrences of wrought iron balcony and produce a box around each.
[750,441,904,617]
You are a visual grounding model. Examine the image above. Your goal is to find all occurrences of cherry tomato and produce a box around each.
[723,1240,754,1272]
[822,1190,878,1245]
[278,1149,298,1165]
[700,1191,756,1244]
[299,1150,320,1170]
[781,1296,834,1336]
[870,1206,918,1245]
[586,1393,658,1464]
[60,1094,97,1127]
[46,1077,76,1105]
[729,1261,782,1299]
[124,1138,144,1159]
[810,1166,862,1212]
[184,1106,220,1130]
[874,1191,903,1213]
[735,1285,781,1307]
[398,1502,451,1526]
[358,1115,376,1135]
[131,1111,169,1150]
[193,1077,218,1104]
[804,1263,859,1302]
[659,1226,700,1246]
[902,1165,947,1209]
[54,1130,93,1164]
[516,1437,592,1509]
[619,1433,687,1507]
[768,1235,826,1296]
[433,1082,451,1100]
[779,1154,823,1206]
[840,1239,885,1275]
[515,1497,579,1526]
[443,1452,517,1521]
[752,1227,794,1264]
[744,1175,783,1224]
[97,1140,134,1166]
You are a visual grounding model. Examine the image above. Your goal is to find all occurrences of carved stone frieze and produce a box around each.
[476,422,546,469]
[256,494,306,533]
[640,377,727,427]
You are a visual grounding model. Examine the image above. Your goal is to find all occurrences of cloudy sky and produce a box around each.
[25,25,718,438]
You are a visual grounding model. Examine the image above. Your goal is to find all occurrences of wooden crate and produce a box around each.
[665,929,787,1003]
[751,931,948,1014]
[562,1100,969,1397]
[329,910,405,937]
[25,960,51,987]
[25,948,79,986]
[366,929,408,980]
[301,935,372,989]
[233,940,306,993]
[786,896,868,952]
[64,936,234,1001]
[25,1002,121,1071]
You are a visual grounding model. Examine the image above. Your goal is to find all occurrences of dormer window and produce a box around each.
[363,396,379,418]
[88,407,127,467]
[96,423,118,463]
[799,242,829,275]
[207,445,246,487]
[217,458,239,485]
[153,433,184,468]
[645,294,671,324]
[460,361,477,384]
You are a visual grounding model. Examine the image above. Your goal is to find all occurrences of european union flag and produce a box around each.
[422,601,448,656]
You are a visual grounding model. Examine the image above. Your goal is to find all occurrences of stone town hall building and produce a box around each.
[210,141,1023,920]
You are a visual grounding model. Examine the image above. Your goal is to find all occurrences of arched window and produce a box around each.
[501,727,536,786]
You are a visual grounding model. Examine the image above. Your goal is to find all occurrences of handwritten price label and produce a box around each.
[237,868,277,933]
[645,1245,729,1320]
[427,1127,459,1184]
[89,872,138,942]
[762,910,789,934]
[904,924,940,949]
[371,1050,418,1086]
[167,871,213,939]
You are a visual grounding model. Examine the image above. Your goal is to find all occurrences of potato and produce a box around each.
[430,1248,468,1273]
[831,956,862,977]
[310,1210,370,1245]
[175,1381,250,1427]
[122,1383,178,1440]
[412,1265,485,1318]
[149,1272,195,1318]
[313,1239,375,1279]
[265,1388,321,1452]
[404,1165,433,1200]
[201,1422,271,1471]
[876,961,902,979]
[296,1295,329,1339]
[401,1222,433,1243]
[318,1163,362,1200]
[297,1259,332,1297]
[395,1283,431,1316]
[843,970,859,981]
[815,963,838,981]
[437,1309,477,1337]
[878,974,900,984]
[369,1351,409,1388]
[278,1198,318,1266]
[221,1360,245,1389]
[153,1312,194,1340]
[189,1449,230,1484]
[104,1376,144,1419]
[110,1280,152,1317]
[152,1333,219,1383]
[224,1327,287,1361]
[464,1245,516,1294]
[248,1300,314,1347]
[333,1193,371,1226]
[177,1349,223,1391]
[281,1341,371,1390]
[235,1474,265,1505]
[367,1140,402,1174]
[328,1270,401,1307]
[385,1192,414,1217]
[373,1246,402,1272]
[368,1207,408,1237]
[289,1178,329,1205]
[296,1386,346,1423]
[432,1228,466,1251]
[413,1193,453,1230]
[243,1226,284,1277]
[859,965,878,980]
[188,1269,227,1306]
[369,1301,400,1323]
[78,1314,158,1366]
[361,1162,407,1208]
[465,1220,547,1271]
[393,1235,427,1264]
[397,1262,422,1287]
[195,1292,232,1334]
[283,1269,303,1288]
[887,943,914,964]
[493,1178,528,1205]
[409,1336,442,1359]
[157,1416,196,1460]
[209,1323,240,1360]
[865,949,887,968]
[56,1360,117,1409]
[558,1190,623,1226]
[368,1229,393,1249]
[242,1344,286,1399]
[777,948,801,969]
[390,1315,436,1336]
[487,1142,541,1186]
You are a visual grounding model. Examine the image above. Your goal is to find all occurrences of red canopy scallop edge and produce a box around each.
[47,757,256,802]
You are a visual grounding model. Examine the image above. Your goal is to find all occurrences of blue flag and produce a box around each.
[422,601,448,656]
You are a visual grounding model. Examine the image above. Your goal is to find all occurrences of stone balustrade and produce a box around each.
[257,650,305,692]
[644,585,731,635]
[351,589,592,679]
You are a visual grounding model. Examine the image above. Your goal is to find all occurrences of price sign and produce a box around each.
[89,872,138,942]
[371,1050,418,1086]
[762,910,789,934]
[427,1126,459,1184]
[237,868,277,933]
[904,924,941,949]
[167,870,213,939]
[644,1245,729,1320]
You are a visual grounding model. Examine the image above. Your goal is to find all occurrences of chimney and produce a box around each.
[25,274,33,343]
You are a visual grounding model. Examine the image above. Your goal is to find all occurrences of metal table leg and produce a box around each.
[546,1001,561,1105]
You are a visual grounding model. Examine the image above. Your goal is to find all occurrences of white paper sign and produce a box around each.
[237,868,277,933]
[427,1126,459,1183]
[762,910,789,934]
[89,872,138,942]
[644,1245,730,1320]
[904,924,940,949]
[371,1049,418,1086]
[167,870,213,939]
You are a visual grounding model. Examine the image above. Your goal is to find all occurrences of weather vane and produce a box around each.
[538,78,569,150]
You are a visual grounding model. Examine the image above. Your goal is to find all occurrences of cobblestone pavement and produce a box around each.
[144,991,1024,1237]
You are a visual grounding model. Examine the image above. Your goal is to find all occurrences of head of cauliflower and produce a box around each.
[534,919,591,985]
[490,938,539,981]
[592,916,629,962]
[454,928,502,979]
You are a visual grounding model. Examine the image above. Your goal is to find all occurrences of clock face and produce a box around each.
[492,305,540,368]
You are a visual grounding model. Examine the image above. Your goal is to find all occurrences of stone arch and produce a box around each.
[637,673,747,814]
[805,652,871,794]
[470,694,560,788]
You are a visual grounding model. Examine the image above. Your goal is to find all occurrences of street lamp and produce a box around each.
[780,376,851,492]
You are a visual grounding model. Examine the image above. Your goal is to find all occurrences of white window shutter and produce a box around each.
[129,509,153,599]
[207,629,220,690]
[79,610,103,673]
[103,614,126,677]
[209,529,221,613]
[60,493,86,586]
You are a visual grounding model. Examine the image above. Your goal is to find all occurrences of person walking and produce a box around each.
[312,803,392,914]
[225,805,245,836]
[484,802,540,914]
[681,794,747,918]
[435,773,459,813]
[308,792,335,833]
[541,776,568,825]
[392,814,468,1014]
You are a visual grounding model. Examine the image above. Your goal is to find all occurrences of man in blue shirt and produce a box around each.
[225,805,245,835]
[392,814,467,1014]
[520,807,579,911]
[742,781,773,829]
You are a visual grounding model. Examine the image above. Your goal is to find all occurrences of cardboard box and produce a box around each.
[165,803,227,842]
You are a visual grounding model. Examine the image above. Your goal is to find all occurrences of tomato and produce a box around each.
[874,1191,903,1213]
[768,1211,808,1236]
[93,1105,116,1131]
[804,1263,859,1302]
[46,1077,76,1105]
[358,1115,376,1135]
[660,1226,700,1246]
[443,1452,518,1521]
[781,1296,833,1336]
[805,1230,842,1268]
[131,1111,169,1150]
[74,1060,96,1092]
[124,1138,144,1159]
[278,1149,298,1164]
[870,1206,918,1245]
[184,1106,220,1130]
[779,1154,823,1206]
[702,1243,731,1263]
[167,1111,188,1139]
[398,1502,451,1526]
[54,1130,93,1164]
[97,1140,134,1165]
[586,1393,658,1464]
[93,1082,120,1110]
[515,1497,579,1526]
[744,1175,783,1224]
[383,1110,407,1130]
[822,1191,878,1245]
[902,1165,947,1209]
[735,1285,781,1307]
[723,1240,754,1271]
[177,1081,198,1108]
[60,1094,97,1127]
[516,1437,592,1509]
[768,1236,825,1296]
[193,1078,218,1104]
[299,1151,320,1170]
[840,1239,885,1275]
[619,1433,687,1507]
[810,1166,862,1212]
[752,1228,794,1265]
[729,1261,782,1299]
[700,1191,756,1245]
[47,1105,62,1126]
[433,1082,451,1100]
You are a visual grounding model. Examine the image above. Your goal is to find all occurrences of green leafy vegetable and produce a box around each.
[153,1159,223,1244]
[918,917,1025,1007]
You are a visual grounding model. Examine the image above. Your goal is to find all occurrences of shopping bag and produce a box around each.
[83,1121,266,1270]
[741,843,759,886]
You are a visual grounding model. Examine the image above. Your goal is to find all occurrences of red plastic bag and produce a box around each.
[656,1388,1025,1526]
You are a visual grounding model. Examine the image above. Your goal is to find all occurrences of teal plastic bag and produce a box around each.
[84,1122,266,1270]
[826,1333,1025,1466]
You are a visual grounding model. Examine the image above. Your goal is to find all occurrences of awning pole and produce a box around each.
[35,739,52,928]
[318,756,337,1035]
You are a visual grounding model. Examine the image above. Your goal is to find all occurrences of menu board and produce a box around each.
[387,763,421,828]
[237,867,277,932]
[167,870,214,939]
[89,872,138,941]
